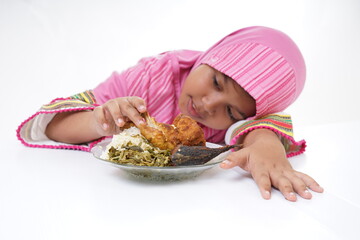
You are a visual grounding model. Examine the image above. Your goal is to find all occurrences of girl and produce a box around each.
[17,26,324,202]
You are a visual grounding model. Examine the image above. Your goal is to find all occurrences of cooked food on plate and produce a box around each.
[101,113,206,167]
[138,113,206,151]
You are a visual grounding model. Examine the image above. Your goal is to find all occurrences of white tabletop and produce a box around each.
[1,121,359,240]
[1,1,360,239]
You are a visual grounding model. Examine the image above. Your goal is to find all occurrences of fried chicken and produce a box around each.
[138,113,206,151]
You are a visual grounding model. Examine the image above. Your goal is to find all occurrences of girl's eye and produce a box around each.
[227,106,237,121]
[213,76,221,90]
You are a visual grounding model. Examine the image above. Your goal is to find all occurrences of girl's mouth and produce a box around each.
[187,97,201,119]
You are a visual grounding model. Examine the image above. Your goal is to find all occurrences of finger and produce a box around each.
[93,106,109,130]
[121,98,146,126]
[105,100,126,127]
[127,96,147,113]
[95,106,122,135]
[294,171,324,193]
[285,172,312,200]
[271,174,297,202]
[219,159,236,169]
[251,168,272,200]
[219,150,249,170]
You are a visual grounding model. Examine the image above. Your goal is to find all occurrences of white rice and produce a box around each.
[100,127,153,159]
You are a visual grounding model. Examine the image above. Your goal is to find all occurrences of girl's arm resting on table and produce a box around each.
[221,113,323,201]
[45,94,148,144]
[224,113,306,157]
[45,111,101,144]
[17,90,147,151]
[16,90,105,151]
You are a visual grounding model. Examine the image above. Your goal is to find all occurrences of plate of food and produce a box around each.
[91,113,237,181]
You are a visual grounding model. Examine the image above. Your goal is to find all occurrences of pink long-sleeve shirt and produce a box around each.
[93,50,226,143]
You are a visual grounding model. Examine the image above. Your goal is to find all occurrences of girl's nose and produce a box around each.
[202,93,223,116]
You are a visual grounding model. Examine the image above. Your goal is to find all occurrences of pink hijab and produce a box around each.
[194,26,306,119]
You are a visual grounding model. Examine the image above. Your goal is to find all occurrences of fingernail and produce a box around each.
[263,190,271,199]
[287,192,296,201]
[138,105,146,111]
[220,160,232,168]
[138,119,145,125]
[102,123,108,130]
[311,185,324,192]
[222,159,231,166]
[304,189,312,198]
[117,118,124,125]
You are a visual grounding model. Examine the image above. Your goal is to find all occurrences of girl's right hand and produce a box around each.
[92,96,147,136]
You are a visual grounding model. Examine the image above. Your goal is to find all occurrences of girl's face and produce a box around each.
[178,64,256,130]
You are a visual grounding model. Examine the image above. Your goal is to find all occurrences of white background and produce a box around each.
[1,0,360,136]
[1,1,360,240]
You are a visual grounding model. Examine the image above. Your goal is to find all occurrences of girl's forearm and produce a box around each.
[242,128,281,147]
[45,111,102,144]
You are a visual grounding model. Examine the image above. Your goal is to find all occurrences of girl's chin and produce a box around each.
[178,98,192,117]
[178,103,187,115]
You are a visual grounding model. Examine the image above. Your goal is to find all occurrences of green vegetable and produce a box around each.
[107,140,171,167]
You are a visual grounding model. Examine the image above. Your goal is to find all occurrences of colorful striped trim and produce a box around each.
[41,100,95,110]
[230,114,293,140]
[229,114,306,158]
[70,90,97,104]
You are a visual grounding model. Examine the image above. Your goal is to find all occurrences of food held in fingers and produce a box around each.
[101,113,206,167]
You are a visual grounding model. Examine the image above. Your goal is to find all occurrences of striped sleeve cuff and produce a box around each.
[16,90,105,152]
[225,113,306,157]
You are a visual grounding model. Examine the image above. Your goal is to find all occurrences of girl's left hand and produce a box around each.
[220,129,324,202]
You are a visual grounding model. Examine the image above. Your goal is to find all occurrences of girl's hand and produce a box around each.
[220,129,324,201]
[92,96,147,136]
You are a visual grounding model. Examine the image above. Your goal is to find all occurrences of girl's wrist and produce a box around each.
[242,128,280,147]
[86,110,106,139]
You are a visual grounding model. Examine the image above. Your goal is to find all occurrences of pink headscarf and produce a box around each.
[194,26,306,119]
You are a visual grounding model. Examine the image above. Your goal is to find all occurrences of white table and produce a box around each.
[1,121,359,240]
[1,1,360,239]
